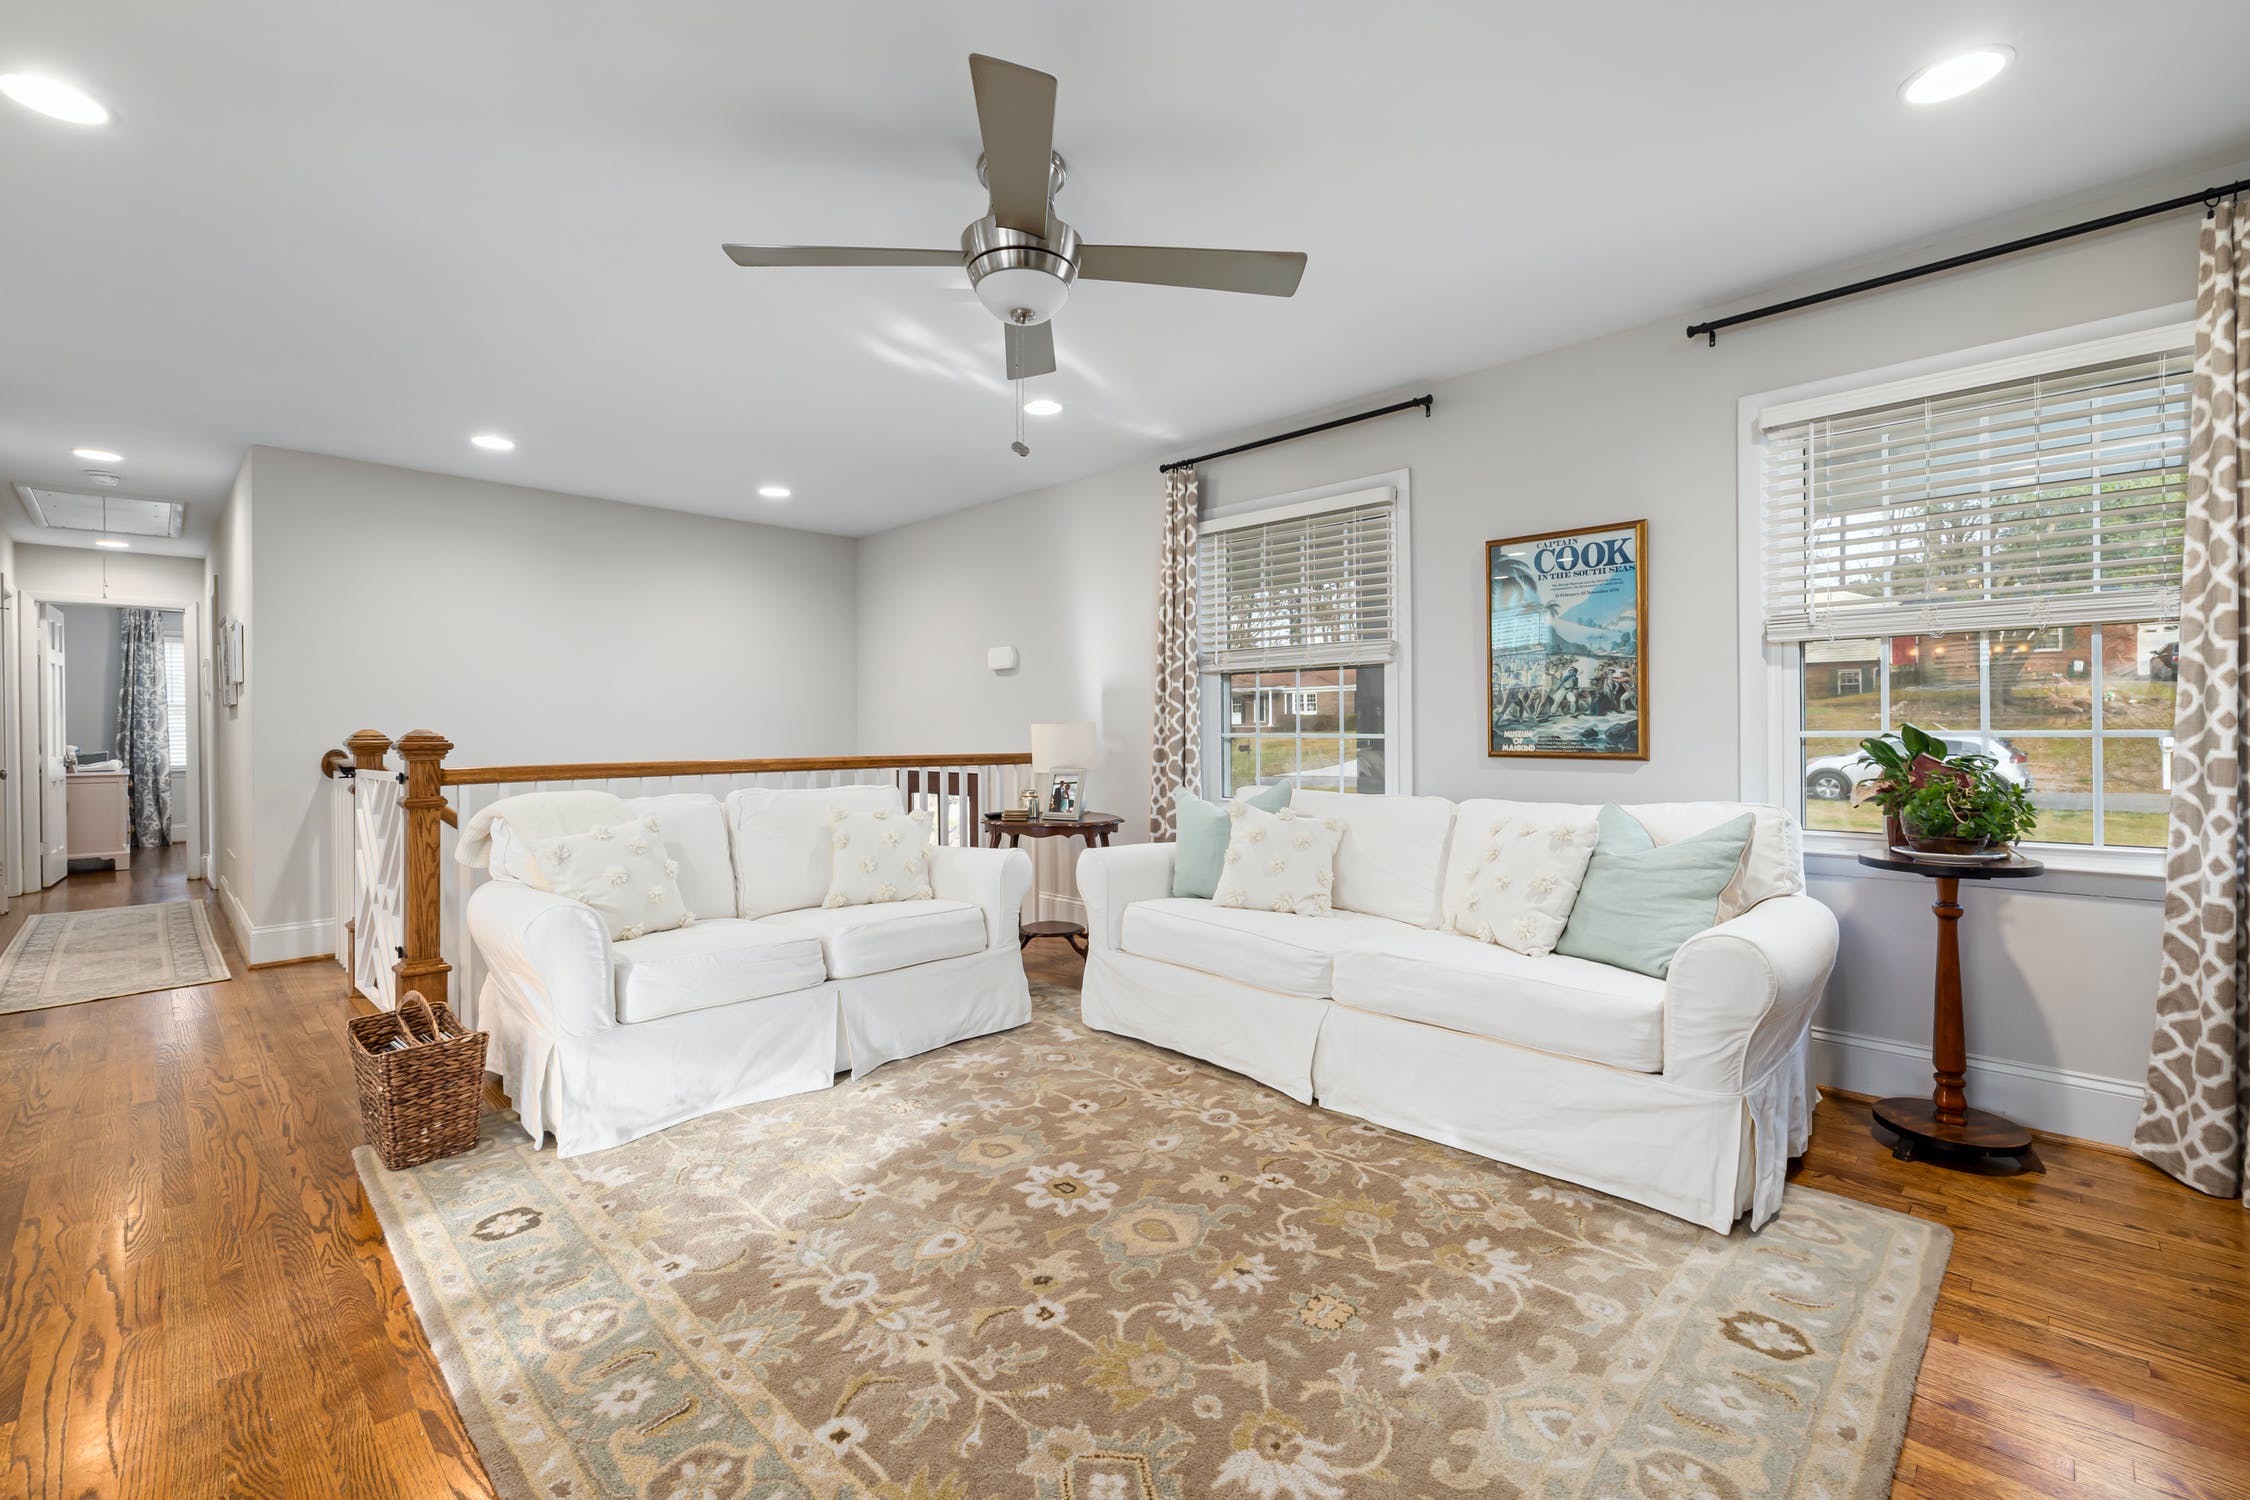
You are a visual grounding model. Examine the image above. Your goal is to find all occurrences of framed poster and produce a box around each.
[1486,520,1647,760]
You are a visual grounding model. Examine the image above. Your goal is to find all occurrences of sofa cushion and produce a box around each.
[1172,783,1291,899]
[1331,930,1665,1072]
[529,816,695,941]
[759,899,987,979]
[1444,799,1602,929]
[726,784,905,919]
[1555,807,1755,977]
[1290,789,1457,928]
[1120,898,1417,998]
[612,918,826,1024]
[1622,802,1802,921]
[627,793,736,919]
[1213,803,1341,915]
[1449,809,1603,956]
[822,805,936,907]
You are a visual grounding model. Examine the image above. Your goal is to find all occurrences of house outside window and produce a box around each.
[1198,476,1411,795]
[1752,325,2188,856]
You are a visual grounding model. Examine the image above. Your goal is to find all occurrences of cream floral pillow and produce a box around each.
[1452,812,1601,956]
[529,815,693,942]
[823,806,936,908]
[1212,802,1343,915]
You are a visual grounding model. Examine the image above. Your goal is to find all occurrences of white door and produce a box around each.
[39,604,68,887]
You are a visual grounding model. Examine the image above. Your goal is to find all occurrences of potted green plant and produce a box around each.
[1851,724,1934,850]
[1854,723,2038,854]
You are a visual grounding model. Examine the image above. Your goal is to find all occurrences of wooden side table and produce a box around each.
[983,812,1122,955]
[1855,848,2045,1167]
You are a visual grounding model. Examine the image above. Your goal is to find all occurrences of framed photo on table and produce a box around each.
[1487,519,1647,760]
[1038,767,1086,821]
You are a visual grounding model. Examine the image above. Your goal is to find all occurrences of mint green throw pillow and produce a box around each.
[1171,783,1292,898]
[1554,806,1756,978]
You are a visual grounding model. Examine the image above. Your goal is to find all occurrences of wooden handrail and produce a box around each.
[440,751,1032,787]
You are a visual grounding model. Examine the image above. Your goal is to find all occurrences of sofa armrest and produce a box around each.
[1662,893,1838,1094]
[467,880,616,1037]
[1076,843,1177,952]
[929,844,1033,950]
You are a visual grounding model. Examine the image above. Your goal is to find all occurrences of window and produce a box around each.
[1757,327,2188,854]
[1199,481,1408,795]
[163,634,188,770]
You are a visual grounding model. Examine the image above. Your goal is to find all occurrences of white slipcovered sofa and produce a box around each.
[467,784,1032,1155]
[1076,792,1836,1232]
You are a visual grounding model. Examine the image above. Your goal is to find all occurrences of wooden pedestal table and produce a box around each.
[982,812,1123,956]
[1856,848,2045,1167]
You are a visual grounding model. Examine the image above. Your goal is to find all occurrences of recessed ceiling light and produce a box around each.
[72,447,122,463]
[757,484,791,499]
[0,74,110,125]
[1023,398,1063,416]
[470,433,515,452]
[1901,47,2013,105]
[94,538,129,550]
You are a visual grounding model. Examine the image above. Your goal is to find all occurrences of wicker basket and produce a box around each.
[348,990,488,1170]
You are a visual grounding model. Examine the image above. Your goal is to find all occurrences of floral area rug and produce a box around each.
[358,982,1948,1500]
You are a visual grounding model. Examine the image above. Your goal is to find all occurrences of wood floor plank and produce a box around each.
[0,852,2243,1496]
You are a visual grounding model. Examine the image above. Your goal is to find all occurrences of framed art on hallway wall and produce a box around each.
[1487,519,1647,759]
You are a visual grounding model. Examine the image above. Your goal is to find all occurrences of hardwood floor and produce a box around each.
[0,888,2242,1498]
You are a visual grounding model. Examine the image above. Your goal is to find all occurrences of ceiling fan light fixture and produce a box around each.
[757,484,791,499]
[470,433,515,452]
[1023,398,1062,416]
[971,265,1072,326]
[1901,46,2012,105]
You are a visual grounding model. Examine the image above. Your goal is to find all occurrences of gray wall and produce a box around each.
[238,447,862,954]
[858,179,2220,1144]
[58,604,124,758]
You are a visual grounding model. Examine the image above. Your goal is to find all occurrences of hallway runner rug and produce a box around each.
[0,900,232,1014]
[361,981,1950,1499]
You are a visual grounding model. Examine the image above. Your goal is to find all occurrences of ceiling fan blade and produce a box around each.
[969,54,1057,235]
[722,245,960,268]
[1004,320,1057,381]
[1076,245,1308,297]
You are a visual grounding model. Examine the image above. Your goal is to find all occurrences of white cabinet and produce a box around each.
[65,771,131,870]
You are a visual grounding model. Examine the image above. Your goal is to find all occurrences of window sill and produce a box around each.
[1800,831,2165,902]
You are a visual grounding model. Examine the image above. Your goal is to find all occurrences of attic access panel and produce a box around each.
[15,486,184,539]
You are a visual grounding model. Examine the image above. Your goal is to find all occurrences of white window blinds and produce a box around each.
[1197,488,1396,672]
[1757,342,2191,642]
[164,636,188,769]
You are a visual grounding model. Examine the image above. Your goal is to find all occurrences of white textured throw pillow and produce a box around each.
[1452,811,1601,956]
[823,806,936,908]
[529,815,694,941]
[1212,802,1343,915]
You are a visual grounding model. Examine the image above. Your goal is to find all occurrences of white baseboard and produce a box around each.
[244,917,334,967]
[1809,1025,2147,1148]
[213,877,333,965]
[1038,892,1087,925]
[216,876,254,952]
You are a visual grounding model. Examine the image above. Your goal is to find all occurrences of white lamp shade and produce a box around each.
[1030,720,1097,770]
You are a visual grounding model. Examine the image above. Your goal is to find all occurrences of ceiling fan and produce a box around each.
[722,53,1308,393]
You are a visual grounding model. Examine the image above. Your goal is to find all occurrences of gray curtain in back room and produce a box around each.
[115,607,173,848]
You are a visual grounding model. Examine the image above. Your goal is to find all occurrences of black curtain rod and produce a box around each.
[1686,174,2250,346]
[1159,394,1433,473]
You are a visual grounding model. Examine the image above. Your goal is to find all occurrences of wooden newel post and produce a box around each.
[394,730,454,1012]
[345,729,392,773]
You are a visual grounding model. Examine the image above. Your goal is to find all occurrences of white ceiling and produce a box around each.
[4,1,2249,543]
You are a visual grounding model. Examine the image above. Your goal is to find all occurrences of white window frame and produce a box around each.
[1199,468,1414,796]
[1738,307,2192,884]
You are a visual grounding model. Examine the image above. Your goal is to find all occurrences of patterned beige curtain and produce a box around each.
[2135,200,2249,1204]
[1147,467,1202,838]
